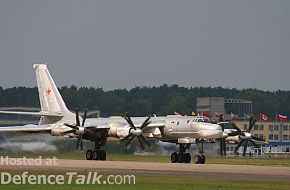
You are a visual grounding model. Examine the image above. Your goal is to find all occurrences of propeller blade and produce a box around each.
[124,113,136,130]
[249,139,259,148]
[231,122,242,133]
[139,135,151,148]
[234,140,244,153]
[252,136,265,142]
[75,108,80,126]
[140,116,151,130]
[120,133,133,142]
[62,129,76,134]
[220,139,226,156]
[124,135,136,147]
[137,136,145,150]
[248,117,257,132]
[248,117,253,132]
[80,134,83,151]
[223,139,227,156]
[76,135,81,150]
[219,114,224,122]
[219,140,223,156]
[243,140,248,157]
[82,109,88,126]
[64,124,78,130]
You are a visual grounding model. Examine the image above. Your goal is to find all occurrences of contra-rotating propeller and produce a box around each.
[64,108,93,151]
[121,113,152,150]
[232,116,265,157]
[218,114,227,157]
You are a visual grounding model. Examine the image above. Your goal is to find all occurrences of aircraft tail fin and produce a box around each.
[33,64,74,123]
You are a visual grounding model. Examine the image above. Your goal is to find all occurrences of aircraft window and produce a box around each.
[203,118,210,122]
[171,121,174,123]
[187,120,189,123]
[177,122,179,125]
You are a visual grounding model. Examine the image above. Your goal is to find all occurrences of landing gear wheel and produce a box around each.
[99,150,107,161]
[200,155,206,164]
[194,155,206,164]
[194,155,201,164]
[183,153,191,163]
[177,153,184,163]
[92,150,100,160]
[86,150,93,160]
[171,152,178,163]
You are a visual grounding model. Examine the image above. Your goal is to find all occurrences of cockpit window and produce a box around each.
[203,118,210,122]
[194,117,210,123]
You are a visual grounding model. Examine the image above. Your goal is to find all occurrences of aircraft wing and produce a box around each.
[0,124,51,133]
[0,110,63,117]
[224,128,239,136]
[134,120,166,128]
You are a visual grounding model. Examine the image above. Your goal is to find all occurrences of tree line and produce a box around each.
[0,85,289,119]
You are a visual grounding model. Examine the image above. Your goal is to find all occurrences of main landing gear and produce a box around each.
[171,144,191,163]
[85,142,107,161]
[170,140,206,164]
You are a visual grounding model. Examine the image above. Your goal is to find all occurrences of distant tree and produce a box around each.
[0,85,289,118]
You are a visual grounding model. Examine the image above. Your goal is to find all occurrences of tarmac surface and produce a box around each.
[1,159,290,180]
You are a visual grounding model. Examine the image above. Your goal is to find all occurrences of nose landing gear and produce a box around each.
[194,139,206,164]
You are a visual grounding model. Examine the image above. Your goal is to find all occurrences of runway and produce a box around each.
[1,159,290,180]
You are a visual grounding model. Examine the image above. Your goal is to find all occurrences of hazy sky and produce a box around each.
[0,0,289,90]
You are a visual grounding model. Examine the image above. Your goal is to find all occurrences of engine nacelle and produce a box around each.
[116,127,131,138]
[240,132,251,140]
[226,135,240,143]
[51,128,66,136]
[50,124,76,136]
[107,123,143,139]
[107,123,130,138]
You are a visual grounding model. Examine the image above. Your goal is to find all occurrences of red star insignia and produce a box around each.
[47,88,52,96]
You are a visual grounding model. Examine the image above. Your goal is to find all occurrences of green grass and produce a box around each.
[0,173,289,190]
[1,152,290,167]
[0,154,289,190]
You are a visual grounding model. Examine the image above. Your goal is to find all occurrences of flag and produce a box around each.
[201,112,211,118]
[277,114,287,121]
[260,113,268,121]
[215,113,221,117]
[174,111,181,116]
[231,112,236,120]
[191,111,196,116]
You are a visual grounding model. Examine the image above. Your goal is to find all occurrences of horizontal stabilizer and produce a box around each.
[0,110,63,117]
[0,124,51,133]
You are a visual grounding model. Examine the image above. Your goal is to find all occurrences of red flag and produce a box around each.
[277,114,287,121]
[201,112,211,118]
[215,113,221,117]
[260,113,268,121]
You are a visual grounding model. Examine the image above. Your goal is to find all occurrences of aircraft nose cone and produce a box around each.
[199,124,223,139]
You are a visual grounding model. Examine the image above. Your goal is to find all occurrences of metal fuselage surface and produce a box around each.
[52,115,223,143]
